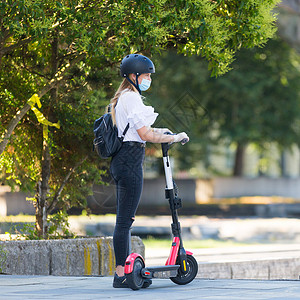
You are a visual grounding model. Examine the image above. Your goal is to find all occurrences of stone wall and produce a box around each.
[0,237,144,276]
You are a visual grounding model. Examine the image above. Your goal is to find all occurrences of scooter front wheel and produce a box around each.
[126,257,145,290]
[170,254,198,285]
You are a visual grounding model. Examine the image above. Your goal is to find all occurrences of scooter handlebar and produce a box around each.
[180,138,189,145]
[164,132,189,145]
[161,132,189,156]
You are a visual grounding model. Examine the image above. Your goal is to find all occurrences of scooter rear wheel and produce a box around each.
[126,257,145,290]
[170,254,198,285]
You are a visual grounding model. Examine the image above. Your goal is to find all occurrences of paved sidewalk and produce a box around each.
[1,275,300,299]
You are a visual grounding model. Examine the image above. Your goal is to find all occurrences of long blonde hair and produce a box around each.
[108,76,138,125]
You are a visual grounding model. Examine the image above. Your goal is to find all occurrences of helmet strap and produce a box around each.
[126,75,141,95]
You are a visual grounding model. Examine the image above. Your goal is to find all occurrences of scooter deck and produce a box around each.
[141,265,180,278]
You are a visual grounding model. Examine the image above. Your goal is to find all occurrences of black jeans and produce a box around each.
[110,143,145,266]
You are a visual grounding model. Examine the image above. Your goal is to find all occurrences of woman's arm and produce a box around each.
[137,126,189,144]
[137,126,174,143]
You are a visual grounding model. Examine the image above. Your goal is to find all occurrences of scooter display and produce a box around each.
[124,138,198,290]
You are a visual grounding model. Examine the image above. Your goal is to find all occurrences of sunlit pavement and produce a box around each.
[146,243,300,266]
[1,275,300,299]
[2,217,300,298]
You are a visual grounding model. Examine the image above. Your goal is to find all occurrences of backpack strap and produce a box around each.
[109,100,129,141]
[120,123,129,141]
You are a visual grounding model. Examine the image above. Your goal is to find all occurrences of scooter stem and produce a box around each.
[161,142,170,158]
[162,143,173,190]
[161,142,188,273]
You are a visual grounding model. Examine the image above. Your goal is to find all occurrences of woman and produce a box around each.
[110,54,189,288]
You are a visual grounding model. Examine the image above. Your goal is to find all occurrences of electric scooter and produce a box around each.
[124,137,198,290]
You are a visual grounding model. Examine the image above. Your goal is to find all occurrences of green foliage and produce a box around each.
[206,37,300,147]
[47,211,76,239]
[18,223,40,240]
[0,0,280,219]
[149,36,300,172]
[17,211,76,240]
[0,0,279,76]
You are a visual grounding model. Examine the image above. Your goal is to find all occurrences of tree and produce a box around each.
[0,0,280,236]
[0,0,280,155]
[206,37,300,175]
[149,36,300,176]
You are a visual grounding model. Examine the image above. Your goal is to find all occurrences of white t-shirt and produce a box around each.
[115,89,158,143]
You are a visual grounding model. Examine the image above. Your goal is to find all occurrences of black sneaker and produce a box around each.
[113,273,129,288]
[142,279,152,288]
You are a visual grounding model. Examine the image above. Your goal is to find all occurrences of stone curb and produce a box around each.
[0,237,144,276]
[198,258,300,280]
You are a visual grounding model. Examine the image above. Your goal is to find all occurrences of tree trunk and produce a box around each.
[280,150,287,177]
[35,35,59,238]
[35,143,51,237]
[233,142,246,176]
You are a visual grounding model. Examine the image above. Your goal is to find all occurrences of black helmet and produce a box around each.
[120,54,155,77]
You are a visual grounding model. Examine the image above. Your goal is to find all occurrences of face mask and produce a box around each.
[139,78,151,91]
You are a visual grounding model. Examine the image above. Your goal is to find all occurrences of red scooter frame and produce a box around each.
[124,139,198,290]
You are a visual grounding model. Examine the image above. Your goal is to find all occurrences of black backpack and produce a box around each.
[93,107,129,159]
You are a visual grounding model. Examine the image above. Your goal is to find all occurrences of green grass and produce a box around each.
[143,237,252,249]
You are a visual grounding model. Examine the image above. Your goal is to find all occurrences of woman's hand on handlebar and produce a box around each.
[173,132,189,145]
